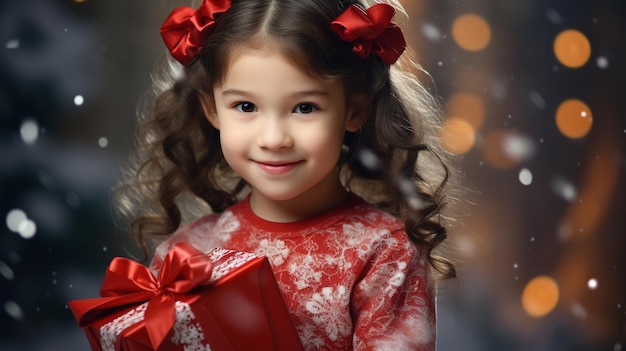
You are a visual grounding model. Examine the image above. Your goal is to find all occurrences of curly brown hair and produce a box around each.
[115,0,457,280]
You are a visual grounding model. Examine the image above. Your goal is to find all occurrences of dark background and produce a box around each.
[1,0,624,350]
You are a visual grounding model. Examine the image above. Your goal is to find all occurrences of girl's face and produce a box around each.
[205,48,362,222]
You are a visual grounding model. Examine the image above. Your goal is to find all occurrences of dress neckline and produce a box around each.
[236,193,365,233]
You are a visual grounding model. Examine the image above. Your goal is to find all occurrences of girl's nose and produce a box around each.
[257,116,294,150]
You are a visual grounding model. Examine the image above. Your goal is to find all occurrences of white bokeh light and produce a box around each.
[73,95,84,106]
[98,137,109,148]
[596,56,609,69]
[552,177,577,202]
[0,261,14,281]
[5,39,19,49]
[6,209,37,239]
[4,300,24,321]
[20,118,39,145]
[504,133,536,162]
[6,209,27,232]
[519,168,533,186]
[18,219,37,239]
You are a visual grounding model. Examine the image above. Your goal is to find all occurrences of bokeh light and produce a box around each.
[522,275,560,317]
[74,95,84,106]
[4,301,24,321]
[554,29,591,68]
[519,168,533,186]
[452,14,491,52]
[556,99,593,139]
[588,278,598,290]
[596,56,609,69]
[482,129,535,169]
[552,177,577,202]
[447,93,485,129]
[440,117,476,155]
[20,118,39,145]
[5,208,37,239]
[98,137,109,148]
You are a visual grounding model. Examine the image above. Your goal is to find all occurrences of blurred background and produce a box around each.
[0,0,624,350]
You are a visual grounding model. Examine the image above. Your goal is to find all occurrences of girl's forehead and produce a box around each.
[226,42,293,67]
[221,43,331,84]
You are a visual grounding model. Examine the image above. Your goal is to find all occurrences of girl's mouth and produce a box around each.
[255,160,303,175]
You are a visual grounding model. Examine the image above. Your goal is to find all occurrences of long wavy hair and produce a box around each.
[115,0,457,279]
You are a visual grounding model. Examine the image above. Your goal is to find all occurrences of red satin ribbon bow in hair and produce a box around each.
[70,243,214,349]
[331,3,406,65]
[160,0,231,66]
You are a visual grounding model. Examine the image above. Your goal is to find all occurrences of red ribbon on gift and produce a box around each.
[331,4,406,65]
[70,243,214,350]
[159,0,231,66]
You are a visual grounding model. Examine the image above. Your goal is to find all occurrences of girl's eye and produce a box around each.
[294,103,317,114]
[235,102,257,113]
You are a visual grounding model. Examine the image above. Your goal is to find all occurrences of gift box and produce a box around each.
[68,243,303,351]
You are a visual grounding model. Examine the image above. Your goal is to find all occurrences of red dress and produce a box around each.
[151,194,436,350]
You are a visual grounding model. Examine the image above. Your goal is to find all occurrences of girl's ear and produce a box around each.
[200,94,220,129]
[345,94,369,132]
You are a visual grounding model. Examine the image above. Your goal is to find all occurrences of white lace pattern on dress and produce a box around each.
[151,197,437,351]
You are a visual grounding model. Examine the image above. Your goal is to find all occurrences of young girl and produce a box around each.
[115,0,456,349]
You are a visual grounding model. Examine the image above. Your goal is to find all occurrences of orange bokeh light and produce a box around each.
[482,129,519,169]
[556,99,593,139]
[522,275,560,318]
[447,93,485,129]
[452,14,491,52]
[554,29,591,68]
[440,117,476,155]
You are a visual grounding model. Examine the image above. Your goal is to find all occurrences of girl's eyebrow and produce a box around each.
[220,89,330,98]
[290,90,331,98]
[219,89,252,97]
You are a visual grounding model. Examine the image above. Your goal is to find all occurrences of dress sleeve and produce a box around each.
[351,232,436,351]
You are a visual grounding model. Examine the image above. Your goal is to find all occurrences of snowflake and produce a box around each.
[323,253,353,272]
[288,254,322,290]
[357,261,407,299]
[214,210,240,242]
[305,286,352,341]
[363,209,380,222]
[297,323,326,349]
[362,313,434,350]
[342,222,368,247]
[388,262,408,289]
[256,239,290,266]
[377,230,399,248]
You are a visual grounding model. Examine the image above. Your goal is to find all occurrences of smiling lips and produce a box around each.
[255,160,303,175]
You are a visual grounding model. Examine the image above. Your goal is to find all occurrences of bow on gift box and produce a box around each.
[69,243,214,350]
[331,4,406,65]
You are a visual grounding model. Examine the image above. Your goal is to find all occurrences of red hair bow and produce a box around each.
[160,0,231,66]
[331,4,406,65]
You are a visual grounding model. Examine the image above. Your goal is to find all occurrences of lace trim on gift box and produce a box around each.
[100,301,212,351]
[170,302,212,351]
[100,302,147,351]
[208,248,259,282]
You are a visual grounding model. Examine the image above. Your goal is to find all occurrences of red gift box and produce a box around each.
[68,243,303,351]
